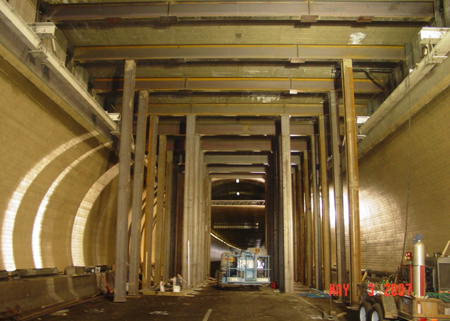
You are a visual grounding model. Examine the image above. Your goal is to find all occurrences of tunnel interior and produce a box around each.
[1,1,450,317]
[209,178,266,273]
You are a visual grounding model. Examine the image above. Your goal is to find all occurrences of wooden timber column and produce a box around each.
[129,90,149,296]
[182,114,196,288]
[280,115,294,293]
[342,59,361,307]
[143,115,158,289]
[114,60,136,303]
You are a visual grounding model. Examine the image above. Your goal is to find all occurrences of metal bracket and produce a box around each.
[159,16,178,24]
[106,17,122,24]
[28,22,56,39]
[300,15,318,23]
[107,113,121,122]
[357,16,374,23]
[290,57,306,64]
[428,55,448,64]
[28,49,46,58]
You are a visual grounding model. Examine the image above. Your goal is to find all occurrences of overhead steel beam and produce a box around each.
[211,200,265,206]
[74,44,405,63]
[94,77,382,93]
[44,1,433,22]
[207,165,267,173]
[158,119,315,136]
[200,137,308,152]
[204,154,269,165]
[147,103,369,116]
[210,173,266,179]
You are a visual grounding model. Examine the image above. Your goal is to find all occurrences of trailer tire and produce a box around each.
[369,303,386,321]
[215,270,223,288]
[359,301,372,321]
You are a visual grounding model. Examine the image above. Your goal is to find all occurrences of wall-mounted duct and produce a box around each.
[358,28,450,158]
[0,1,117,144]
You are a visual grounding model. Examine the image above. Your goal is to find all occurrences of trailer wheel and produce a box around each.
[359,301,372,321]
[215,270,223,288]
[369,303,386,321]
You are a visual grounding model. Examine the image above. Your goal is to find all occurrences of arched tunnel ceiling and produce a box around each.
[211,179,266,249]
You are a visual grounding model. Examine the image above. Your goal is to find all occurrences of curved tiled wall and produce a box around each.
[0,58,118,271]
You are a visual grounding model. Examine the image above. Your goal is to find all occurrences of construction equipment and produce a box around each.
[358,238,450,321]
[216,248,270,287]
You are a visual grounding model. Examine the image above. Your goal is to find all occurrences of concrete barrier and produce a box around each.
[0,274,103,318]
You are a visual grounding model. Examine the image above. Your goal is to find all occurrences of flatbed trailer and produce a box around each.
[359,283,450,321]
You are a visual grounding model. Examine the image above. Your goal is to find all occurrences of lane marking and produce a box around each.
[202,309,212,321]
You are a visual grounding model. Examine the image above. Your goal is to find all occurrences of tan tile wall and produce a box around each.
[358,86,450,272]
[0,59,118,271]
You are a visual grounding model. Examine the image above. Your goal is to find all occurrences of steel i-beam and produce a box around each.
[311,135,323,290]
[319,116,331,290]
[114,59,136,303]
[342,59,362,307]
[281,115,294,293]
[182,115,196,288]
[143,115,158,289]
[329,91,347,301]
[129,90,149,296]
[154,135,167,285]
[302,150,313,287]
